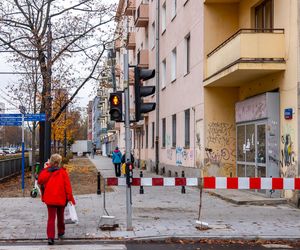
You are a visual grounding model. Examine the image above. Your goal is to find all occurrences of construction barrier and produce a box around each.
[106,177,300,190]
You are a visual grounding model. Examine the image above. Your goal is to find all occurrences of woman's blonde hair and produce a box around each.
[49,154,62,167]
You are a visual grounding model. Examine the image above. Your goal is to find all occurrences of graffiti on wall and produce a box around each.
[204,122,236,176]
[176,147,194,166]
[280,133,297,178]
[167,149,173,161]
[207,122,235,149]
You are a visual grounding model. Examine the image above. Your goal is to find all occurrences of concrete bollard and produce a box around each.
[181,171,186,194]
[140,171,144,194]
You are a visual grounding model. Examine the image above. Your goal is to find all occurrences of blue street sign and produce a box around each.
[0,121,22,126]
[0,118,22,122]
[0,113,46,121]
[0,114,22,118]
[25,113,46,121]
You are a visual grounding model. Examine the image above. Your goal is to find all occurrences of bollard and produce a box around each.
[139,171,144,194]
[181,171,186,194]
[97,172,101,195]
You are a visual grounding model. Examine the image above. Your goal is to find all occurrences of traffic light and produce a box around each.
[109,92,123,122]
[125,162,133,187]
[134,67,156,122]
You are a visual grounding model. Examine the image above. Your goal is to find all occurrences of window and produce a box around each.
[171,48,177,82]
[171,0,177,20]
[172,114,176,147]
[146,125,148,148]
[151,22,155,49]
[184,109,190,148]
[152,122,155,148]
[162,59,166,88]
[255,0,273,29]
[162,118,166,147]
[184,33,190,75]
[162,2,166,33]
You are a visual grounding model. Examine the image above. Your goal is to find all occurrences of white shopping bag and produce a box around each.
[64,203,79,224]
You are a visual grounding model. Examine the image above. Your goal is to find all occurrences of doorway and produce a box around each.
[236,122,267,178]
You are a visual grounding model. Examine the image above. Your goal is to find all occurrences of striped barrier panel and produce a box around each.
[106,177,300,190]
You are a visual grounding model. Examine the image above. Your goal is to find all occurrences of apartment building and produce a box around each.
[115,0,203,175]
[115,0,300,201]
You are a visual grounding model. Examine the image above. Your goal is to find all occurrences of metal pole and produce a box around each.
[124,53,132,230]
[21,113,25,195]
[45,18,52,162]
[155,0,160,175]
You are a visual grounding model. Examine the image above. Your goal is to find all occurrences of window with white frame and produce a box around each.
[171,48,177,82]
[162,59,166,88]
[171,0,177,20]
[162,2,166,33]
[184,33,191,75]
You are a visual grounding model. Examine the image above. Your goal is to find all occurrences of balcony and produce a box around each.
[126,32,136,50]
[125,0,136,16]
[204,29,286,87]
[137,49,149,68]
[135,3,149,28]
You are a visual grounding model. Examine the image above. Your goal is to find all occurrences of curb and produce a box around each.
[1,235,300,243]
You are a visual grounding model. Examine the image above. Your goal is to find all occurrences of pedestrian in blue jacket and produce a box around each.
[112,147,122,177]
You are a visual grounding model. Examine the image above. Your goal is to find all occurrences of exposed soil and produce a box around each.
[0,156,111,198]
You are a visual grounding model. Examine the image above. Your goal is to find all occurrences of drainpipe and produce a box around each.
[297,0,300,206]
[155,0,160,174]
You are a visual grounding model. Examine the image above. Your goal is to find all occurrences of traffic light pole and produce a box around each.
[124,53,133,231]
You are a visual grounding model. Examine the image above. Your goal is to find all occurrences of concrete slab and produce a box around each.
[207,189,287,205]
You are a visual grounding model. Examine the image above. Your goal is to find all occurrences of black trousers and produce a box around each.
[114,163,121,177]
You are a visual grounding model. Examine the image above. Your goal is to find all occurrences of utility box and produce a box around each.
[71,140,92,155]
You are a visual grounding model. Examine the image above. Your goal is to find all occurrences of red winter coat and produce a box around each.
[38,166,75,206]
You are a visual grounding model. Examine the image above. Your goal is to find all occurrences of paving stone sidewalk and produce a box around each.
[0,155,299,241]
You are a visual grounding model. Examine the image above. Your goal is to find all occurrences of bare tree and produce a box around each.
[0,0,116,162]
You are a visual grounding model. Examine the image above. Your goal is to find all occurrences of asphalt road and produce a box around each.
[0,241,299,250]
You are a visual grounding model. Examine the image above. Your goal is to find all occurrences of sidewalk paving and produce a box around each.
[0,155,299,242]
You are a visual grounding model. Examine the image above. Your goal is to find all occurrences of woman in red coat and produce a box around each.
[38,154,76,245]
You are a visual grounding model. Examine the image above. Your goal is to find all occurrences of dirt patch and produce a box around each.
[0,156,112,198]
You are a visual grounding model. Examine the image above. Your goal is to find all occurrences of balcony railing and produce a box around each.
[135,3,149,27]
[204,29,285,86]
[125,0,136,16]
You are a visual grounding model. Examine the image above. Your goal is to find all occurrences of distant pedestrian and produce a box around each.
[112,146,122,177]
[92,144,96,159]
[38,154,76,245]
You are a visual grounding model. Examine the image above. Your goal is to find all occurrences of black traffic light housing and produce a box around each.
[134,67,156,122]
[125,162,133,187]
[109,91,123,122]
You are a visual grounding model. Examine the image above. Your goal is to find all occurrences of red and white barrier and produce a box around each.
[106,177,300,190]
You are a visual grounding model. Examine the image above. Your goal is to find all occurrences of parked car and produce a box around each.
[0,149,6,156]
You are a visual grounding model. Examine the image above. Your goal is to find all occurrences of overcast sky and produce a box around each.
[0,0,118,113]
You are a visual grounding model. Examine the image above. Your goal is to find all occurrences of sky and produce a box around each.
[0,0,118,114]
